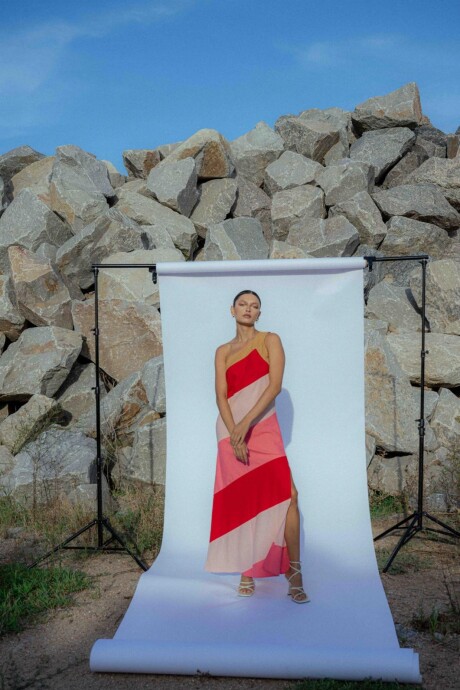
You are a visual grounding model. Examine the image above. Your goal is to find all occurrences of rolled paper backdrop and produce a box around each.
[90,257,421,684]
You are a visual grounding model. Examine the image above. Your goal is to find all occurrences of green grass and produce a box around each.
[0,563,92,636]
[375,548,431,574]
[369,491,405,519]
[287,678,419,689]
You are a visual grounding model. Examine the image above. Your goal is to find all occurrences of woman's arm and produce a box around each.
[229,333,284,448]
[215,344,249,463]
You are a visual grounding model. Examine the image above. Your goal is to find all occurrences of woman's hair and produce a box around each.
[233,290,261,307]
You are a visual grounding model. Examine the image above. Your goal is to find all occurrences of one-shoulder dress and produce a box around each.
[204,331,292,578]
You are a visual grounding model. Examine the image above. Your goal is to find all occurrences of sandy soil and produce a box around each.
[0,515,458,690]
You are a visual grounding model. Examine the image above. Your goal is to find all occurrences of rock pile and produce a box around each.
[0,81,458,512]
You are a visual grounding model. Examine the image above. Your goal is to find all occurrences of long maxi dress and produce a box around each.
[204,330,292,578]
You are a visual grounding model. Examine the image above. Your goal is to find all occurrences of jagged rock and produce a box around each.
[349,127,416,183]
[269,240,310,259]
[298,107,353,163]
[263,151,323,195]
[140,356,166,414]
[316,160,375,206]
[122,149,161,178]
[138,224,176,249]
[167,129,234,180]
[0,428,98,505]
[146,157,198,216]
[381,149,429,189]
[72,298,162,382]
[415,125,448,158]
[232,176,271,240]
[55,362,103,430]
[115,188,198,258]
[118,416,166,485]
[430,387,460,448]
[365,433,376,468]
[49,158,110,231]
[0,145,45,184]
[201,217,268,260]
[447,134,460,158]
[10,156,54,202]
[376,217,452,286]
[55,145,115,199]
[364,318,388,336]
[35,243,58,262]
[386,332,460,387]
[0,188,73,272]
[102,160,126,189]
[0,394,62,454]
[403,157,460,210]
[8,246,74,329]
[286,216,359,257]
[352,82,423,132]
[368,454,417,496]
[0,275,26,341]
[0,445,14,474]
[275,114,340,163]
[0,327,82,401]
[0,178,6,213]
[55,208,152,290]
[271,185,325,241]
[372,183,460,229]
[329,191,386,247]
[365,281,421,332]
[99,248,184,308]
[409,259,460,335]
[190,178,238,237]
[230,122,284,186]
[365,329,420,453]
[157,142,181,158]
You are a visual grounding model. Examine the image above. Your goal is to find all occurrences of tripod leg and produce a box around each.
[423,512,460,538]
[102,519,149,571]
[381,514,419,573]
[28,519,98,568]
[374,512,415,542]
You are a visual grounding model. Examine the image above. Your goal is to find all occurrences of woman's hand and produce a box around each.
[233,440,248,464]
[230,419,250,447]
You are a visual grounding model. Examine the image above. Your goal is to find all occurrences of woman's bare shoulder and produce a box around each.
[265,331,282,344]
[215,341,233,357]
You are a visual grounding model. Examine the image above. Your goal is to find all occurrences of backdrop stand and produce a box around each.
[365,254,460,572]
[28,265,157,571]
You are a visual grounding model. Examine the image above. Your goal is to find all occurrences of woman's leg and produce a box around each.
[284,472,308,600]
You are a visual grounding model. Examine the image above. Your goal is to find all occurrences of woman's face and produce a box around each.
[231,293,261,326]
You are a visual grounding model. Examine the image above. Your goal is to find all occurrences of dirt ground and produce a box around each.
[0,515,459,690]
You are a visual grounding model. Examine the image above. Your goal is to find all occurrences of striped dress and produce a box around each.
[204,331,292,578]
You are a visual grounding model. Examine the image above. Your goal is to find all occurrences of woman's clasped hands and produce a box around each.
[230,419,250,464]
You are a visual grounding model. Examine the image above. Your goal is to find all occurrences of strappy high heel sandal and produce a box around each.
[238,577,255,597]
[286,560,310,604]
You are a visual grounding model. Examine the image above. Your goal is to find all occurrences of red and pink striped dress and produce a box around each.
[204,331,292,578]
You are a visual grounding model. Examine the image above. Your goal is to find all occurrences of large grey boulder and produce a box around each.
[316,160,374,206]
[230,122,284,186]
[118,416,166,485]
[271,185,325,241]
[140,356,166,414]
[379,216,452,259]
[0,394,62,454]
[0,188,73,272]
[190,178,238,237]
[55,362,103,430]
[166,129,234,180]
[55,145,115,199]
[381,149,429,189]
[365,329,420,453]
[115,188,198,258]
[365,281,421,332]
[372,184,460,229]
[286,216,359,257]
[102,160,126,189]
[8,246,74,329]
[0,146,45,184]
[409,259,460,335]
[55,208,152,290]
[414,124,448,158]
[264,151,323,195]
[72,298,162,382]
[269,241,310,259]
[0,327,82,401]
[200,217,269,261]
[430,387,460,449]
[122,149,161,179]
[349,127,416,183]
[232,176,272,240]
[297,107,353,163]
[329,191,387,247]
[146,157,198,216]
[352,82,423,132]
[386,332,460,387]
[274,114,341,163]
[0,275,26,341]
[0,428,99,506]
[10,156,55,202]
[99,248,184,308]
[404,157,460,210]
[49,158,110,232]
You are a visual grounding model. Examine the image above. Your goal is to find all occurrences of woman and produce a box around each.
[204,290,309,604]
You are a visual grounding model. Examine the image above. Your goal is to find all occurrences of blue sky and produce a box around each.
[1,0,459,173]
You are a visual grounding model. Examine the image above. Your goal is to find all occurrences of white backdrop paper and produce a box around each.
[90,257,421,683]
